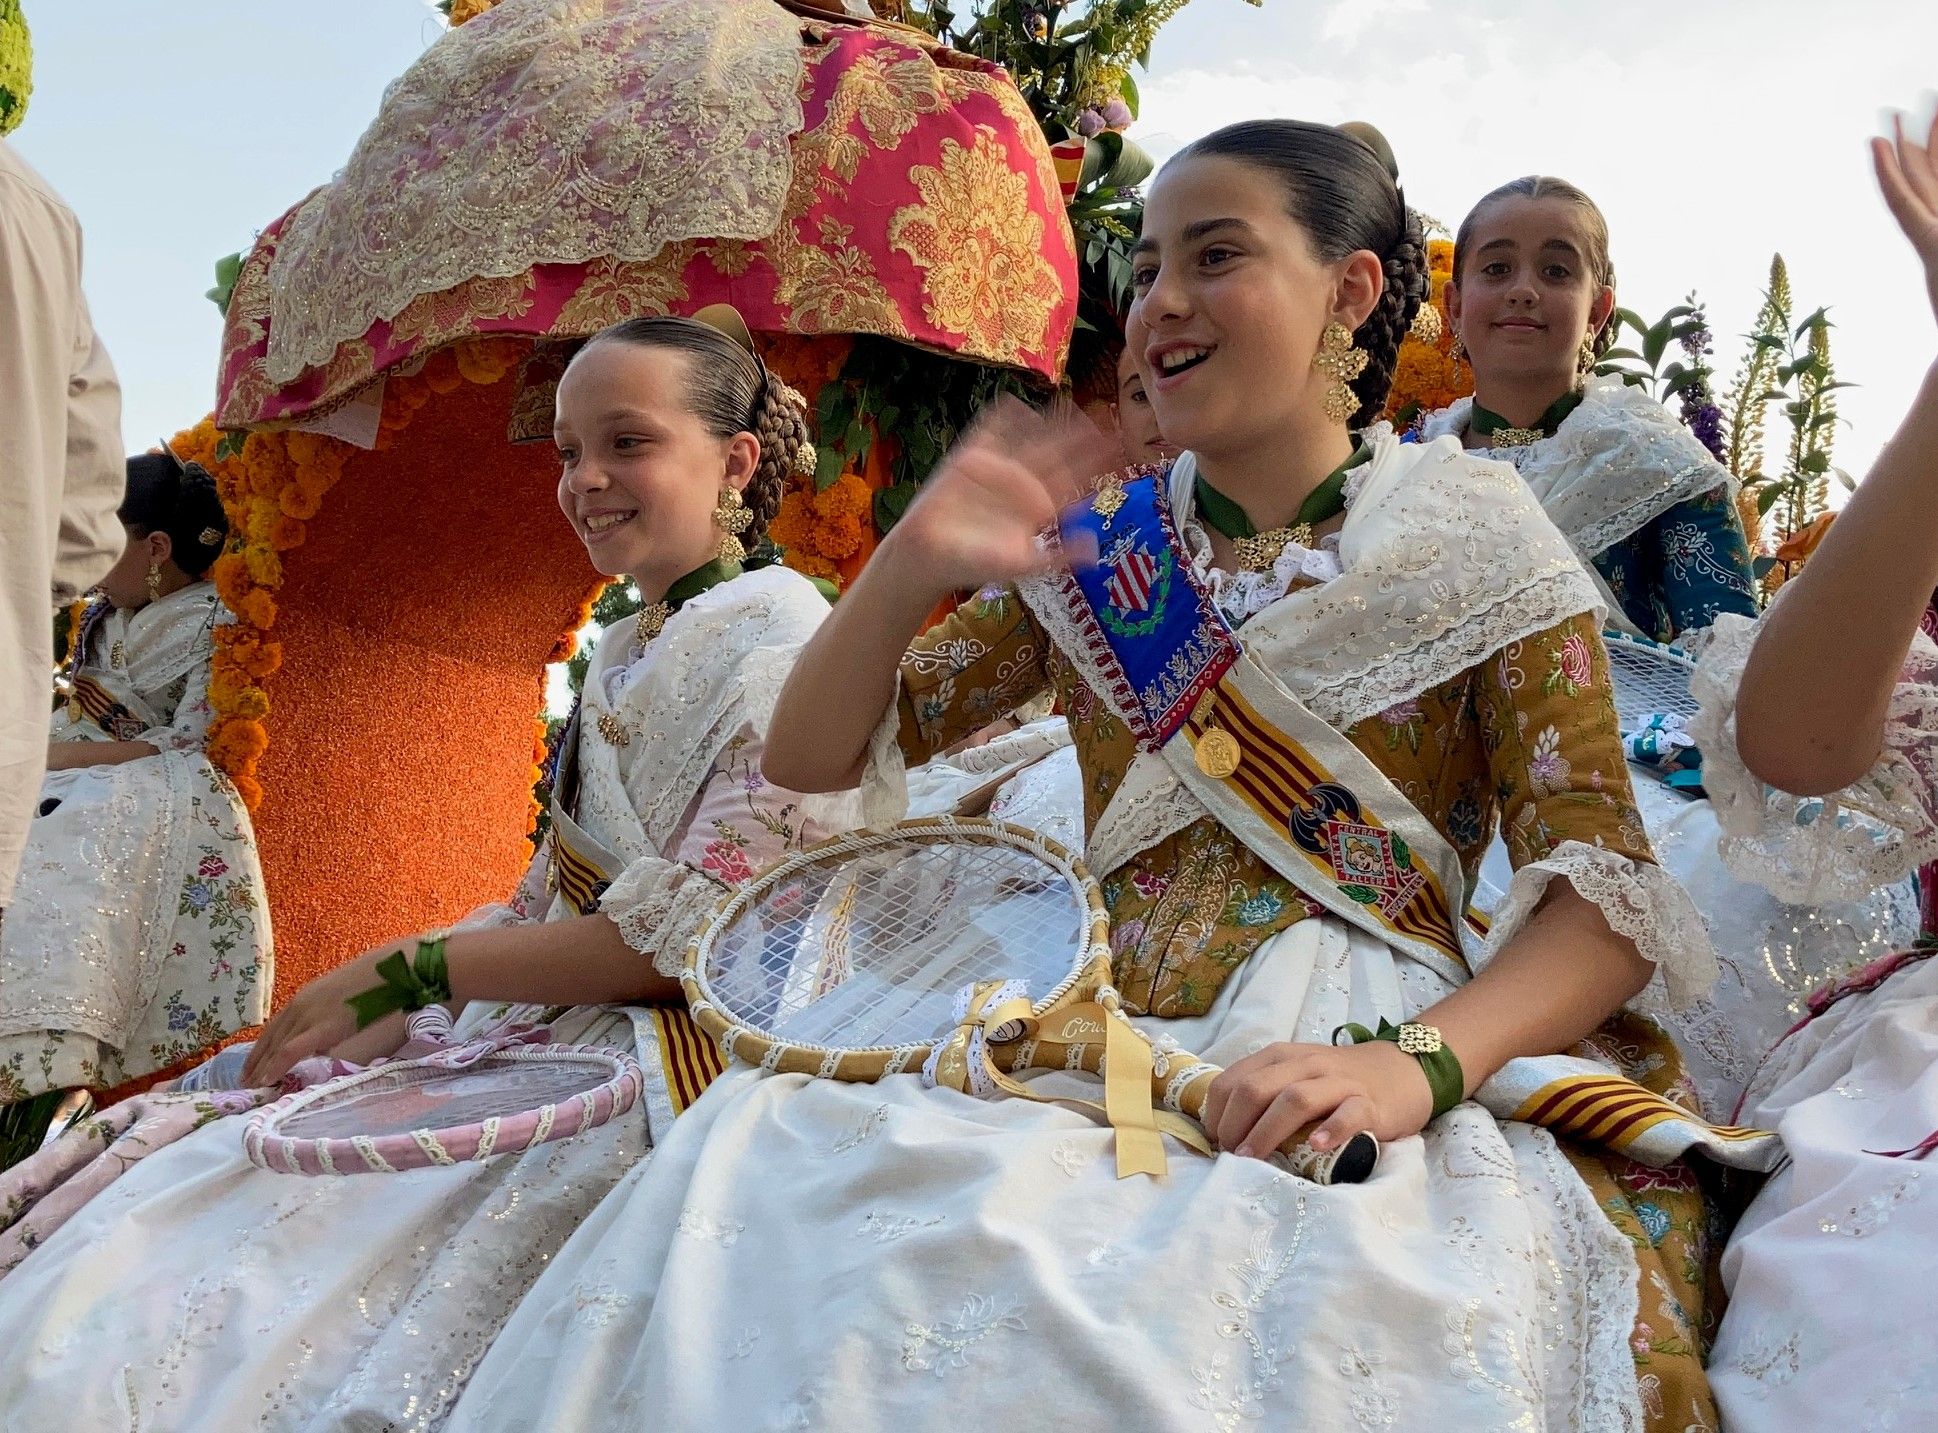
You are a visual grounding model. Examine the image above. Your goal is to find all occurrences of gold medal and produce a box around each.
[1194,728,1241,779]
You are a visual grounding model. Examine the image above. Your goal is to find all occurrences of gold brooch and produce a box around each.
[635,602,670,641]
[1232,523,1312,573]
[596,711,632,747]
[1092,474,1127,529]
[1485,426,1543,449]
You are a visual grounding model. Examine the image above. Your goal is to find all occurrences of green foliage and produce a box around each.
[812,336,1042,532]
[1596,303,1705,404]
[206,252,244,316]
[1722,254,1792,484]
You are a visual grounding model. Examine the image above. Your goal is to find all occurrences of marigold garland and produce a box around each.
[176,337,527,811]
[1383,238,1472,426]
[770,471,874,585]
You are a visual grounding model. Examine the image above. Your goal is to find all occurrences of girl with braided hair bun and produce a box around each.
[1,446,271,1163]
[447,121,1769,1432]
[0,311,869,1428]
[1437,176,1913,1151]
[1428,176,1759,645]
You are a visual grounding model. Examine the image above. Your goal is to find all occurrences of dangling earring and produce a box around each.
[146,561,162,603]
[712,486,752,563]
[1448,331,1468,367]
[1313,322,1369,426]
[1576,333,1598,377]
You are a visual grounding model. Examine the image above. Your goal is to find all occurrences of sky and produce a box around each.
[13,0,1937,486]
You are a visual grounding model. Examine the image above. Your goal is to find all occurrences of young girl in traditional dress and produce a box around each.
[448,121,1771,1432]
[1433,179,1915,1118]
[0,452,271,1162]
[0,312,858,1430]
[1426,176,1759,645]
[1692,109,1938,1431]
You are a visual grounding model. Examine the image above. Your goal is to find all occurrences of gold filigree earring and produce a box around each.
[713,487,752,563]
[1449,331,1467,366]
[1314,321,1369,425]
[146,561,163,603]
[1577,333,1598,376]
[1408,302,1443,346]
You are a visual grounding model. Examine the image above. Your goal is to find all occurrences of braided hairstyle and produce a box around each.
[121,451,229,578]
[576,314,813,546]
[1452,176,1618,359]
[1174,119,1429,430]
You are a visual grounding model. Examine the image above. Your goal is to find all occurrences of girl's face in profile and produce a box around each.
[1114,347,1175,466]
[553,341,750,587]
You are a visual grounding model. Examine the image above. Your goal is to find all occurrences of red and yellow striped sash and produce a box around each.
[552,814,726,1121]
[1511,1073,1771,1151]
[1185,680,1466,970]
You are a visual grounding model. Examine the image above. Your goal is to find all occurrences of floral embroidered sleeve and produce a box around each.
[858,587,1052,824]
[1647,487,1758,639]
[1472,612,1719,1005]
[599,726,823,978]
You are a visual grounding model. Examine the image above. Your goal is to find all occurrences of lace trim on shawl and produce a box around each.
[1481,839,1720,1009]
[1690,611,1938,903]
[1083,753,1202,879]
[1420,377,1732,562]
[589,566,838,856]
[263,0,806,381]
[598,855,728,980]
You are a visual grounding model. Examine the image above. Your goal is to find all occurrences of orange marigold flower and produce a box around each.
[237,590,278,629]
[819,511,865,558]
[279,485,322,520]
[230,687,271,721]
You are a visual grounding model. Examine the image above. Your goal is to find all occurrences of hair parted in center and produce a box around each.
[1452,175,1619,357]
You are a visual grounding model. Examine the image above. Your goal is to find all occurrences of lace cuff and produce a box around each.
[860,682,911,829]
[1691,612,1938,903]
[1482,840,1719,1010]
[598,855,730,980]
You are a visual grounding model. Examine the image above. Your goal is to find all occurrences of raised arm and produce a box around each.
[763,399,1115,794]
[1735,112,1938,795]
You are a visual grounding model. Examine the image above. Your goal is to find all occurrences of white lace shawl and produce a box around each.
[585,567,855,976]
[1691,606,1938,905]
[1419,376,1734,561]
[54,583,224,751]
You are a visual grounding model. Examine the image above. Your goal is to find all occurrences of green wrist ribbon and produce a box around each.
[346,935,453,1030]
[1334,1018,1465,1120]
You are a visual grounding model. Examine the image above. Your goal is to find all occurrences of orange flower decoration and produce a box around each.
[1774,510,1836,564]
[774,471,873,586]
[1383,238,1473,424]
[175,335,529,811]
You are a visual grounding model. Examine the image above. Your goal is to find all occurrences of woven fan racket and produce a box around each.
[1603,630,1700,729]
[243,1008,642,1175]
[682,816,1379,1185]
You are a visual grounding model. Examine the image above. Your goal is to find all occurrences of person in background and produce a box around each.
[0,138,123,914]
